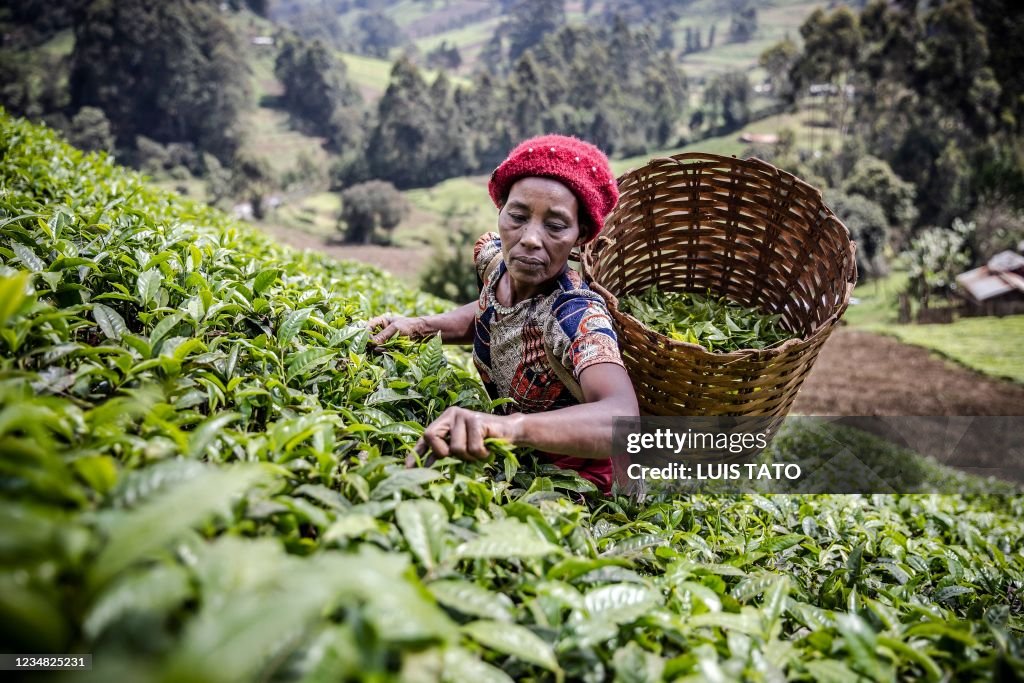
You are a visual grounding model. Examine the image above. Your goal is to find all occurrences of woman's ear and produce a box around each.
[575,223,590,246]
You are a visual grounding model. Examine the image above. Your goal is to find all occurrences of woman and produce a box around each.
[368,134,638,493]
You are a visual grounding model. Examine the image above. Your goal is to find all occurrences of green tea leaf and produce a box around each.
[137,268,162,305]
[278,307,313,345]
[89,465,266,590]
[93,303,128,340]
[188,412,241,459]
[11,241,45,271]
[442,646,515,683]
[253,269,279,295]
[286,348,336,382]
[324,515,378,543]
[83,564,192,640]
[0,272,31,328]
[72,455,118,495]
[455,519,563,560]
[149,312,187,348]
[462,620,561,675]
[396,499,448,570]
[428,580,515,623]
[581,584,659,625]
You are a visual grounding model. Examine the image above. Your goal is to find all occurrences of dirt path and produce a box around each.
[259,223,1024,417]
[793,328,1024,416]
[258,223,431,284]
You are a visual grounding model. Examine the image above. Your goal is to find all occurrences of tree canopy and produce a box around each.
[69,0,250,162]
[274,35,363,147]
[783,0,1024,229]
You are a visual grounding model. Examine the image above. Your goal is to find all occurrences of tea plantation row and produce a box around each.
[1,111,1022,681]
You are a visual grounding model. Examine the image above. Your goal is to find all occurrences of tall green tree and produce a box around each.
[427,73,474,180]
[728,1,758,43]
[66,106,115,153]
[703,70,750,131]
[3,0,84,38]
[456,73,513,172]
[791,6,861,90]
[825,189,890,279]
[506,53,558,142]
[69,0,249,162]
[759,38,798,100]
[506,0,566,63]
[366,59,430,188]
[274,36,363,147]
[973,0,1024,134]
[366,58,461,188]
[841,156,918,243]
[349,11,405,59]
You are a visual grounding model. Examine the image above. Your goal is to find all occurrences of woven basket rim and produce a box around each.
[583,152,858,361]
[615,152,829,202]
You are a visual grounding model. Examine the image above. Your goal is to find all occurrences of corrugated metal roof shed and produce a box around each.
[956,250,1024,302]
[988,250,1024,273]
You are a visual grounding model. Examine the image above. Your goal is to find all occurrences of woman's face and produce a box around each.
[498,177,582,291]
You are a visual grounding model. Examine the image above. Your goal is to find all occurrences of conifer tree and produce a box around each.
[274,36,363,147]
[69,0,249,162]
[507,0,566,63]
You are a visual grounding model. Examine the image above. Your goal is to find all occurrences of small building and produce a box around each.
[956,250,1024,316]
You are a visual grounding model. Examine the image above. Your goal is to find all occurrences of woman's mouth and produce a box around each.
[514,256,545,267]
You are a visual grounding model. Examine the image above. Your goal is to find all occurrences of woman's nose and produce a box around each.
[521,220,543,247]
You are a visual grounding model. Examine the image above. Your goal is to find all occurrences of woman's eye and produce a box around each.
[547,223,567,231]
[509,213,527,222]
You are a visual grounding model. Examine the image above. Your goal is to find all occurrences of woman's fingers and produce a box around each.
[370,323,397,344]
[419,412,453,459]
[448,413,468,458]
[410,408,494,464]
[406,448,437,468]
[367,315,392,344]
[465,415,488,461]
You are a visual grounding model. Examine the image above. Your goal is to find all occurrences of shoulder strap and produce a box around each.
[482,252,501,285]
[544,342,586,404]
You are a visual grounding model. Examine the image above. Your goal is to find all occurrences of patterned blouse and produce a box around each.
[472,232,625,493]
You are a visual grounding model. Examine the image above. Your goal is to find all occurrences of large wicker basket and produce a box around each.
[581,153,857,417]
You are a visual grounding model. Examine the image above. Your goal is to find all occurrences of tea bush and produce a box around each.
[1,111,1022,681]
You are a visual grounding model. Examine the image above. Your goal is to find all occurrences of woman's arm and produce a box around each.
[369,301,477,345]
[413,363,638,462]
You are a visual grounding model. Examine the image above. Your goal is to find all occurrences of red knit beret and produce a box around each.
[488,134,619,242]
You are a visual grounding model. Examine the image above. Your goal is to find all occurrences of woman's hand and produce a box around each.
[367,302,478,345]
[367,314,425,344]
[406,406,517,467]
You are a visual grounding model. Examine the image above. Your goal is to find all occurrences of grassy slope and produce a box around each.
[842,273,1024,384]
[872,316,1024,384]
[230,13,332,179]
[403,0,826,81]
[676,0,823,82]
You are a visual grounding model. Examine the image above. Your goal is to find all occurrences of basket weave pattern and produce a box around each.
[581,153,857,417]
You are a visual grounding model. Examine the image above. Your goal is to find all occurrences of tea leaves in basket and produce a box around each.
[620,287,796,352]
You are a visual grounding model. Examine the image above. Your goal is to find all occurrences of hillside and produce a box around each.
[270,0,827,83]
[1,0,830,217]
